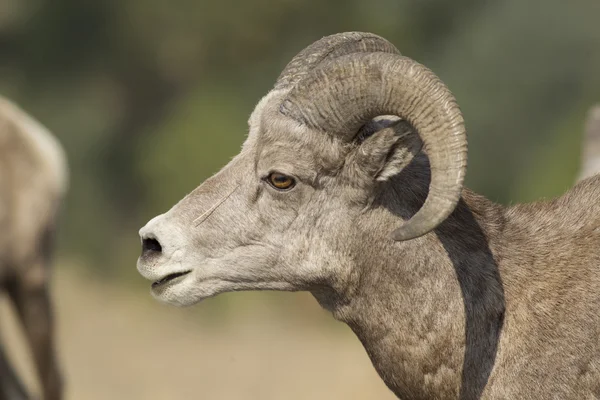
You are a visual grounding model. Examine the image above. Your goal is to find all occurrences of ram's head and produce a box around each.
[137,32,467,306]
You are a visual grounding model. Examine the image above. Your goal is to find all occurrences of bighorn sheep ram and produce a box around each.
[137,32,600,399]
[0,97,66,400]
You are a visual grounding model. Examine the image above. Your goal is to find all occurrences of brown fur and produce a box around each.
[139,104,600,399]
[0,96,67,400]
[137,60,600,398]
[334,158,600,399]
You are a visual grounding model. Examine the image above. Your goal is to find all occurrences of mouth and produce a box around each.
[151,271,192,288]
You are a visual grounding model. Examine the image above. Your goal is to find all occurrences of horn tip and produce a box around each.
[390,226,426,242]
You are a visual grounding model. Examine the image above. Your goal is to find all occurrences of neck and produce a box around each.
[316,178,507,398]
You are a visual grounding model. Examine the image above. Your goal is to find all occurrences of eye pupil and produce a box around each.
[268,173,295,190]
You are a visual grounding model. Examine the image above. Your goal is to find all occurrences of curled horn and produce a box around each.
[275,32,400,90]
[281,50,467,241]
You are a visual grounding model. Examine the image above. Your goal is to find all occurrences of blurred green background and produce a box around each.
[0,1,599,398]
[1,0,599,278]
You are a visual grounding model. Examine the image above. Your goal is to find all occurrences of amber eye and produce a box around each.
[267,172,296,190]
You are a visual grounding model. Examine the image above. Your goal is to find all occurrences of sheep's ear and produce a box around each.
[351,118,423,182]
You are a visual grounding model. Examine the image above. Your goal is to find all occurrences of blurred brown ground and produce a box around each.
[0,266,395,400]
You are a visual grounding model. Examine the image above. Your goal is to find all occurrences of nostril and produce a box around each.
[142,237,162,254]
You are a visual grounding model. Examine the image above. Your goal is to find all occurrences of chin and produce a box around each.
[151,290,198,307]
[149,275,224,307]
[150,276,198,306]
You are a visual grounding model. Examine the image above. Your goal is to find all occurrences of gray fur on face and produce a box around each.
[138,33,600,399]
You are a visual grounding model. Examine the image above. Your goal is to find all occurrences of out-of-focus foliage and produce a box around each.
[0,0,598,277]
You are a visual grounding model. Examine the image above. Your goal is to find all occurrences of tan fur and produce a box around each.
[137,45,600,398]
[0,96,67,400]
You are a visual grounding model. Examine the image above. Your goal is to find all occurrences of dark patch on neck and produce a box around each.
[436,199,505,400]
[363,154,506,399]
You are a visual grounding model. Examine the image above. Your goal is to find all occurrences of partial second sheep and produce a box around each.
[0,96,67,400]
[578,105,600,181]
